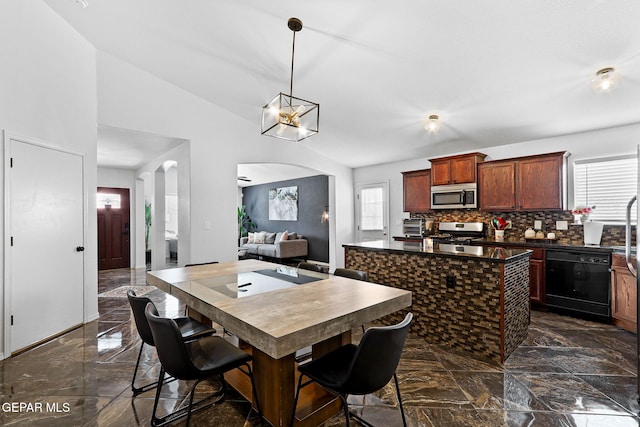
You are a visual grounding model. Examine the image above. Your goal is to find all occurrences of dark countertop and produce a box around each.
[343,240,532,263]
[471,238,635,254]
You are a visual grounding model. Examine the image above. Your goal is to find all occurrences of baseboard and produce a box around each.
[85,311,100,323]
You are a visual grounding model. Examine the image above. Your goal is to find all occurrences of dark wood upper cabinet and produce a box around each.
[402,169,431,212]
[517,154,563,210]
[430,153,486,186]
[479,152,566,211]
[478,161,516,210]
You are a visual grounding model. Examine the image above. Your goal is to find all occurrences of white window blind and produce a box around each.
[574,155,637,223]
[360,187,384,230]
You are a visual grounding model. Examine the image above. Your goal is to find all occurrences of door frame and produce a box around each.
[355,181,390,243]
[97,187,131,270]
[3,131,86,357]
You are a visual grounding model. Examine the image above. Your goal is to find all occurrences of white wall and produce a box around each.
[97,52,354,269]
[0,0,98,357]
[355,123,640,238]
[97,167,139,267]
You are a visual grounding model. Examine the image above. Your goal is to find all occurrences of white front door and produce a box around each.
[356,182,389,242]
[6,137,84,353]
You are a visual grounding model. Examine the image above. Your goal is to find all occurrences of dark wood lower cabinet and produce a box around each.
[507,246,545,304]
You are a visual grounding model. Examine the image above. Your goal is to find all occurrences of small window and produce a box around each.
[573,155,636,223]
[360,187,384,230]
[97,193,121,209]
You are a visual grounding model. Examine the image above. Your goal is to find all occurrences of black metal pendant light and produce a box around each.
[261,18,320,142]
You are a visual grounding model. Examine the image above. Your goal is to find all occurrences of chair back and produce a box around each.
[127,290,156,346]
[341,313,412,394]
[297,262,325,273]
[144,303,198,381]
[333,268,368,281]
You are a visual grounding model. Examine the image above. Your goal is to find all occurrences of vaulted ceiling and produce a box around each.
[46,0,640,169]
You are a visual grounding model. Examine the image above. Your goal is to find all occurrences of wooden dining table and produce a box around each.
[146,259,412,427]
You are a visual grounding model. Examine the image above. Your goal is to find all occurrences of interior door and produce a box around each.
[356,182,389,242]
[97,187,130,270]
[7,138,84,353]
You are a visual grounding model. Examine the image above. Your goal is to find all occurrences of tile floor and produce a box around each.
[0,267,638,426]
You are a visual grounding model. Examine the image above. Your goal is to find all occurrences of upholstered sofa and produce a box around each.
[240,231,308,260]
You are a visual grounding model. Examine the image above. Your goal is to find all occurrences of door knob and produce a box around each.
[76,246,85,252]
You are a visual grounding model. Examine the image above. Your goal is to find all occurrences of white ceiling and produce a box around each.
[46,0,640,171]
[97,125,186,170]
[237,163,322,187]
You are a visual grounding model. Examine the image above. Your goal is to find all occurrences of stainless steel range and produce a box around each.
[430,222,485,244]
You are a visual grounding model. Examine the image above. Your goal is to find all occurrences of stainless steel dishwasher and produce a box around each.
[545,248,611,322]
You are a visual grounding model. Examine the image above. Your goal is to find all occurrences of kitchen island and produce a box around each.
[344,240,531,364]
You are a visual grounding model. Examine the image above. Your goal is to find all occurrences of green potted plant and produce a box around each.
[238,205,256,241]
[145,200,152,263]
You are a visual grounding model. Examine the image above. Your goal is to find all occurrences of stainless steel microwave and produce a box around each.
[431,183,477,209]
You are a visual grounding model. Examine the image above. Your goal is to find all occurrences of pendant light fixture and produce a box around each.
[261,18,320,142]
[591,67,621,93]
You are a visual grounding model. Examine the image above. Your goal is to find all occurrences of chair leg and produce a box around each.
[151,367,165,427]
[185,379,202,427]
[290,374,306,427]
[131,342,177,394]
[394,373,407,427]
[245,364,264,422]
[131,342,162,394]
[339,394,350,427]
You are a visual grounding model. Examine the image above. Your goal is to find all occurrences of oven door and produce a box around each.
[545,251,611,319]
[431,184,477,209]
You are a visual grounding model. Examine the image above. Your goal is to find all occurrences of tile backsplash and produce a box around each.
[412,210,634,247]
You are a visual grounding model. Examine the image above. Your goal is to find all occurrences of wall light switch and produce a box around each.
[203,221,211,230]
[534,220,542,230]
[556,220,568,230]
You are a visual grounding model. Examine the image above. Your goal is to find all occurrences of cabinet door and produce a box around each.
[529,259,545,304]
[517,155,562,210]
[611,267,637,332]
[450,156,476,184]
[478,161,516,211]
[431,160,451,186]
[403,169,431,212]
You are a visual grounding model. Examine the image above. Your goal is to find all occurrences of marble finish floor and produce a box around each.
[0,267,638,426]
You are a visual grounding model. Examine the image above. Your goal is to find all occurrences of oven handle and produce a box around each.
[625,195,637,277]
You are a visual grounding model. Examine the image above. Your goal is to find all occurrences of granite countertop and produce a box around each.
[343,240,532,262]
[471,238,635,254]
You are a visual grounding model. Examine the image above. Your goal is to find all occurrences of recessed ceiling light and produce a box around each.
[73,0,89,8]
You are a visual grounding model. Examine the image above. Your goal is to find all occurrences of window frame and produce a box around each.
[572,154,637,225]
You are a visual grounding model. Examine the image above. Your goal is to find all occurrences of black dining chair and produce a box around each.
[144,303,262,427]
[333,268,369,333]
[297,261,326,273]
[333,267,369,282]
[291,312,413,427]
[126,290,216,394]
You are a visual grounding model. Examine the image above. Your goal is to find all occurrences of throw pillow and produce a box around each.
[288,232,297,240]
[247,232,255,244]
[254,231,267,244]
[265,232,277,244]
[275,232,283,242]
[280,230,289,241]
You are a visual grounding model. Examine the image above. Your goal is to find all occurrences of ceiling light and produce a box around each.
[424,114,441,133]
[261,18,319,142]
[73,0,89,8]
[591,67,621,93]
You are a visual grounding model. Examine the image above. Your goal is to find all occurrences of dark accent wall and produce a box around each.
[242,175,329,262]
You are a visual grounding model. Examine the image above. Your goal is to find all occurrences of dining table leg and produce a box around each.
[251,330,351,427]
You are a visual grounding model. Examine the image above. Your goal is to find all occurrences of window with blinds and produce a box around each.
[573,155,637,223]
